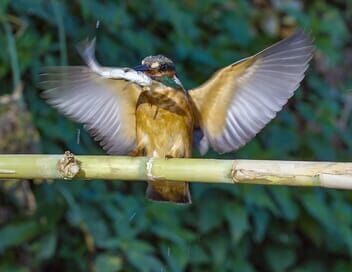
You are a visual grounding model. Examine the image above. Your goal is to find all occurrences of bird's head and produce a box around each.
[134,55,176,79]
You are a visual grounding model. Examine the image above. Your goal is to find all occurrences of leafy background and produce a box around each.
[1,0,352,271]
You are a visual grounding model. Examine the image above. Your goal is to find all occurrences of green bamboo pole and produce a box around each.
[1,153,352,189]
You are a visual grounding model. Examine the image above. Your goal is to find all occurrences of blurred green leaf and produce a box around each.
[224,202,249,242]
[94,253,122,272]
[0,264,29,272]
[31,232,57,260]
[125,250,163,272]
[229,258,255,272]
[198,200,224,233]
[300,191,334,231]
[265,246,296,271]
[269,187,299,221]
[0,221,40,251]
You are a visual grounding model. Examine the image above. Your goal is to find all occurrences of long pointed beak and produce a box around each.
[133,64,150,72]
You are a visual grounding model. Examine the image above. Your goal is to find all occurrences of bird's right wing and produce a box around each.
[40,39,150,154]
[41,67,142,154]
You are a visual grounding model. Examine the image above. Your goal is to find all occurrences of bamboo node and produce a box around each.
[57,151,80,180]
[146,157,156,181]
[231,162,240,183]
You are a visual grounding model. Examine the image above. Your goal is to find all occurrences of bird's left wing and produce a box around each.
[189,30,314,155]
[40,39,150,155]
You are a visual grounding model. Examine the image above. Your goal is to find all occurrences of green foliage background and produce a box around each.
[1,0,352,271]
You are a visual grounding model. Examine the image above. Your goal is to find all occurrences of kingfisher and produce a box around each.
[41,30,314,204]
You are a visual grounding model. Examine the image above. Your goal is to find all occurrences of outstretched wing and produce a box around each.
[40,66,142,154]
[189,30,314,155]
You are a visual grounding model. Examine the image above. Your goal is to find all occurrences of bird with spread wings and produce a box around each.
[41,30,314,204]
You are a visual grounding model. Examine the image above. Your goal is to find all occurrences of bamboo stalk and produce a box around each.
[0,154,352,190]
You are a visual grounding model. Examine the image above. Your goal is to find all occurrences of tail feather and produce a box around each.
[146,181,191,204]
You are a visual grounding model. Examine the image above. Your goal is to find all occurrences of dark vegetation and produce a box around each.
[1,1,352,271]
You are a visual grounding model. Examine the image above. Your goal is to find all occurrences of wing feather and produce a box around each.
[189,30,314,154]
[40,66,142,154]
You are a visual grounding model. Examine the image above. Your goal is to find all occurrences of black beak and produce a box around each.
[133,64,150,72]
